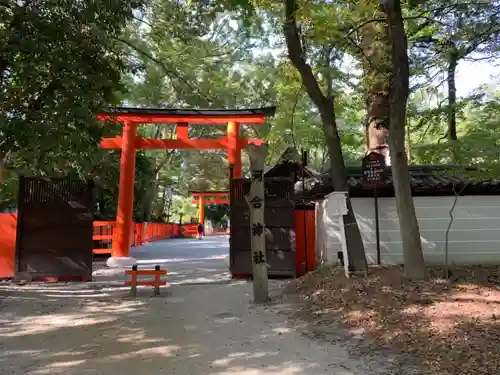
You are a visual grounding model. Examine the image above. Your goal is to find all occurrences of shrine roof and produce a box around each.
[98,106,276,124]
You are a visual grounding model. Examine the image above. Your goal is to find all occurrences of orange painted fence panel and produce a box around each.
[134,223,181,245]
[92,221,195,255]
[93,221,116,254]
[92,221,134,254]
[181,223,198,237]
[0,213,207,278]
[295,209,316,277]
[0,213,17,278]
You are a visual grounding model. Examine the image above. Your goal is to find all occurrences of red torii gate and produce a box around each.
[98,107,275,259]
[191,191,229,224]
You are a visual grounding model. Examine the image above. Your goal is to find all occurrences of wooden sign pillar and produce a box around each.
[244,143,269,303]
[362,151,387,265]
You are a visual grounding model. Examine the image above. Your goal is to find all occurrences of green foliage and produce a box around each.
[0,0,144,210]
[413,92,500,172]
[170,196,198,224]
[205,204,229,225]
[3,0,500,218]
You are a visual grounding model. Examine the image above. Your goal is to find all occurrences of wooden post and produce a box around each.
[130,265,138,298]
[153,265,161,296]
[244,143,269,303]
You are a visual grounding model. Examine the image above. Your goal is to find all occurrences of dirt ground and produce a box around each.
[0,271,417,375]
[276,265,500,375]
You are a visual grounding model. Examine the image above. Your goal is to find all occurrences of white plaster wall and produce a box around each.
[318,195,500,266]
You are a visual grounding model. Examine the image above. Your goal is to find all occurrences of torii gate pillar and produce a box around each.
[198,196,205,224]
[113,120,137,258]
[227,121,241,177]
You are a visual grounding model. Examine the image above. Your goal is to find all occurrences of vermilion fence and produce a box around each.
[135,223,181,244]
[92,221,199,255]
[0,215,202,277]
[93,221,118,254]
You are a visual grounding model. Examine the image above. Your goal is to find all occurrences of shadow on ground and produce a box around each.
[0,237,423,375]
[0,278,358,375]
[279,265,500,375]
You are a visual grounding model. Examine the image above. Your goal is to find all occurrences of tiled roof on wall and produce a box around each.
[295,165,500,200]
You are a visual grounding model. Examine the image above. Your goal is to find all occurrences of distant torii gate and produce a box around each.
[191,191,229,224]
[98,107,275,259]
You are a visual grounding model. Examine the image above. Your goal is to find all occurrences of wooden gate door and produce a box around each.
[230,177,296,278]
[15,176,94,281]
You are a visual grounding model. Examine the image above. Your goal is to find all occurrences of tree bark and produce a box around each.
[245,143,269,304]
[360,14,391,155]
[447,53,458,141]
[141,182,156,221]
[0,153,5,184]
[284,0,367,272]
[142,150,174,221]
[381,0,426,280]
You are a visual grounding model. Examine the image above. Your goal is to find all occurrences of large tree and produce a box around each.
[0,0,143,183]
[380,0,426,279]
[411,1,500,143]
[283,0,368,273]
[119,1,282,220]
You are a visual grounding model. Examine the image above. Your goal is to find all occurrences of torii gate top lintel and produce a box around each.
[98,106,275,158]
[190,191,229,196]
[98,106,275,259]
[97,106,276,124]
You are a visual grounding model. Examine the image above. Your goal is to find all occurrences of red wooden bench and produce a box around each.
[125,265,167,297]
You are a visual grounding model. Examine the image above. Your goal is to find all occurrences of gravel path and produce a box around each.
[0,238,395,375]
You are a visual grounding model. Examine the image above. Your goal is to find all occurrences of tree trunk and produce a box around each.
[284,0,367,272]
[382,0,426,280]
[141,183,156,221]
[406,119,412,163]
[141,158,156,222]
[322,111,368,272]
[360,14,391,155]
[143,151,174,221]
[0,153,5,184]
[447,53,458,141]
[245,143,269,304]
[164,186,173,222]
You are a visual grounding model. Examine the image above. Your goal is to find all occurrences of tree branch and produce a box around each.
[0,0,13,10]
[155,150,175,175]
[463,54,497,62]
[131,15,154,29]
[283,0,326,110]
[206,16,230,43]
[115,36,214,106]
[200,39,249,59]
[289,85,302,148]
[345,34,375,69]
[345,5,457,37]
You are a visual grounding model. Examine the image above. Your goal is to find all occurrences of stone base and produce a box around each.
[106,257,137,269]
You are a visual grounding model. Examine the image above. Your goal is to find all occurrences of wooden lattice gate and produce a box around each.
[15,176,94,281]
[229,177,296,278]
